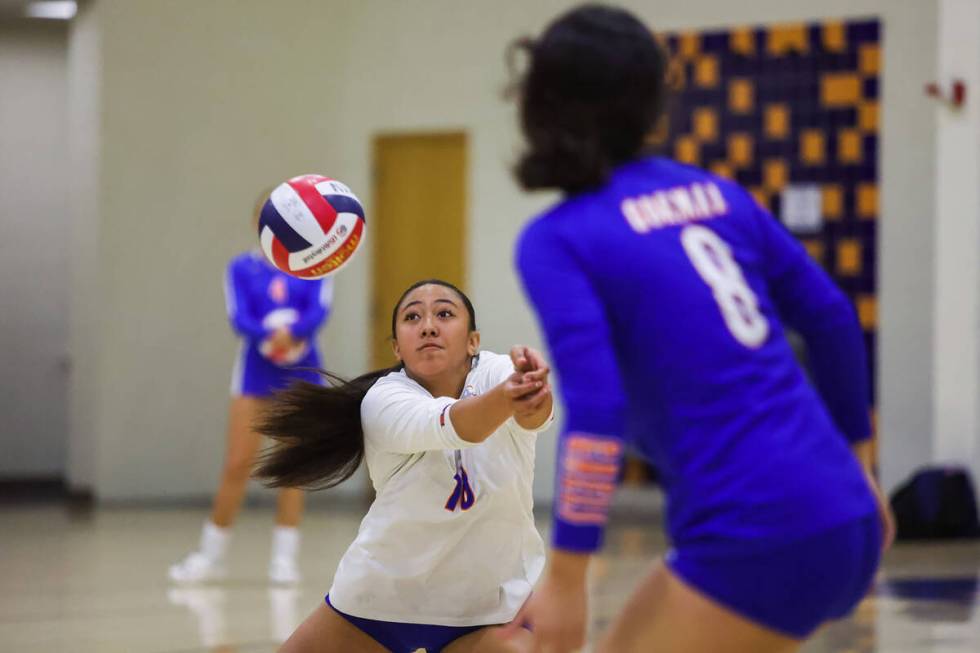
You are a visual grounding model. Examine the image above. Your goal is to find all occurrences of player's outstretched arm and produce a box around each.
[450,371,547,443]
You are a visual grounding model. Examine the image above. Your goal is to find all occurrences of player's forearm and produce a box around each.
[290,307,327,339]
[795,295,872,444]
[514,393,553,430]
[449,385,513,444]
[231,314,268,340]
[551,431,624,552]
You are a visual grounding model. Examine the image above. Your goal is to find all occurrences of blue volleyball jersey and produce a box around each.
[516,157,876,555]
[224,250,332,355]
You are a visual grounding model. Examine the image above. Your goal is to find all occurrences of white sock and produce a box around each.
[199,520,230,560]
[271,526,300,560]
[269,587,300,642]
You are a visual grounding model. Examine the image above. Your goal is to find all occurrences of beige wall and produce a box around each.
[66,1,101,490]
[70,0,939,501]
[933,0,980,489]
[0,20,70,477]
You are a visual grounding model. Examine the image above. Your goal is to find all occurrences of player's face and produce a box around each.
[393,284,479,380]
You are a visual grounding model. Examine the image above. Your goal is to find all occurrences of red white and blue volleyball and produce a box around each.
[257,174,366,279]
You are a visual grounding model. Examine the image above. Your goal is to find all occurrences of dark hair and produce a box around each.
[254,279,476,490]
[390,278,476,334]
[510,4,667,194]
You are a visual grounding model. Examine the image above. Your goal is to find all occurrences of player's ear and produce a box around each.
[391,336,402,362]
[467,330,481,357]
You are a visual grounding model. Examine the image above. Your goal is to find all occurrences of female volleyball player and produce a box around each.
[501,5,895,652]
[256,279,552,653]
[169,196,333,585]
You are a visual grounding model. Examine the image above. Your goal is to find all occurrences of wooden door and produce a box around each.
[370,132,467,369]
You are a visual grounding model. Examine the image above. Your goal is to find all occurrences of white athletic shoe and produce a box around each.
[268,556,301,585]
[168,551,227,583]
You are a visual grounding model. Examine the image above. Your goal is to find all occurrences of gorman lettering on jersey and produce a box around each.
[620,182,729,234]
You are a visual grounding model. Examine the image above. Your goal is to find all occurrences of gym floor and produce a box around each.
[1,501,977,652]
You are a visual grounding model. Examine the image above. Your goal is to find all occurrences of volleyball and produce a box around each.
[257,174,366,279]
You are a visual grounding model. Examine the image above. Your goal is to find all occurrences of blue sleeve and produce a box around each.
[291,277,333,339]
[224,260,267,340]
[516,221,628,554]
[751,201,872,443]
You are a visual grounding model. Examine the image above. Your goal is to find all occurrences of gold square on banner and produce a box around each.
[763,159,789,191]
[764,104,791,140]
[859,44,881,76]
[730,27,755,55]
[767,24,809,55]
[728,133,754,166]
[679,33,700,59]
[800,129,826,165]
[749,187,770,211]
[858,101,879,132]
[803,239,825,265]
[710,161,734,179]
[821,74,862,107]
[695,55,720,88]
[675,135,700,164]
[838,129,863,164]
[837,239,862,276]
[729,78,755,113]
[857,294,877,330]
[822,22,847,52]
[856,184,878,219]
[822,185,844,220]
[693,107,719,141]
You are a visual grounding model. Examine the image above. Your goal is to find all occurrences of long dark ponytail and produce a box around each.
[254,279,476,490]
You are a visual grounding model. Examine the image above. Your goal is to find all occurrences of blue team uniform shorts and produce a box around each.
[667,511,881,638]
[230,345,323,398]
[325,595,484,652]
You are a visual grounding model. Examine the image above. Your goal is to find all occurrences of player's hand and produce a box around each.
[269,326,295,350]
[510,345,549,374]
[499,562,589,652]
[509,346,551,415]
[511,368,551,418]
[502,371,543,408]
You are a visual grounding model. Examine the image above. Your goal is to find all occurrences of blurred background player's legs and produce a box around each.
[169,395,304,584]
[275,486,304,527]
[270,487,304,582]
[211,396,266,528]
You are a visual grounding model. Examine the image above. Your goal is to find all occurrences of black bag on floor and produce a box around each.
[890,467,980,540]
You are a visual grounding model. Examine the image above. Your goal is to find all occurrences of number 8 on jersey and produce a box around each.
[681,225,770,348]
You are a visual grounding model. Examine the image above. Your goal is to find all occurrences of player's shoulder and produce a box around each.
[360,369,411,424]
[365,367,413,395]
[620,157,750,199]
[516,193,595,261]
[662,160,757,211]
[617,158,762,227]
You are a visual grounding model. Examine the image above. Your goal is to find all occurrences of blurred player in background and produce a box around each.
[502,5,894,652]
[169,194,334,585]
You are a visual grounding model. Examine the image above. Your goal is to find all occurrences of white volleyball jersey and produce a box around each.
[328,351,552,626]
